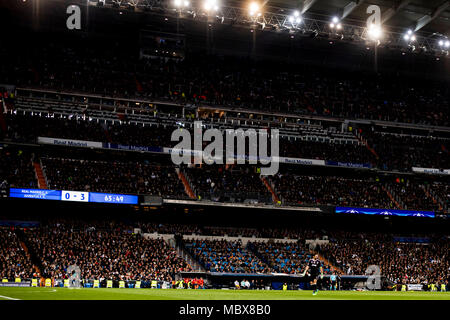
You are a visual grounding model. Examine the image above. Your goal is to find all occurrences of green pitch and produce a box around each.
[0,288,449,300]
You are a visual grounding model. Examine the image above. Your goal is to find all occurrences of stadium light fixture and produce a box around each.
[332,16,339,24]
[204,0,219,12]
[174,0,189,8]
[404,30,416,42]
[367,23,382,40]
[329,22,341,30]
[249,2,261,17]
[288,10,302,25]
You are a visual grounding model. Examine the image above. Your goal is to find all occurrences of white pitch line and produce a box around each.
[0,295,21,300]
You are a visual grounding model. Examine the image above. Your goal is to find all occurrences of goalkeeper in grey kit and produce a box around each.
[302,254,324,295]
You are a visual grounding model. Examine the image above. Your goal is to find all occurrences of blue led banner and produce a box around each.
[9,188,138,205]
[336,207,434,218]
[89,192,138,205]
[9,188,62,200]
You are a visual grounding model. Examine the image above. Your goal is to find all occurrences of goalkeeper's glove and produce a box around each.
[320,274,324,279]
[301,271,306,277]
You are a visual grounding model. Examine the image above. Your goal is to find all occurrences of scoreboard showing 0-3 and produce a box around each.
[62,190,89,202]
[9,188,138,205]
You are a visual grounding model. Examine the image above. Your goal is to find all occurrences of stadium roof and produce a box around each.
[249,0,449,35]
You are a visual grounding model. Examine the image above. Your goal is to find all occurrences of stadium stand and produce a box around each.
[1,218,447,287]
[184,239,271,273]
[361,130,450,172]
[269,173,396,208]
[0,12,449,295]
[24,221,192,282]
[0,228,36,281]
[1,43,448,127]
[40,157,187,198]
[184,165,272,203]
[0,148,37,190]
[319,233,449,285]
[247,241,331,275]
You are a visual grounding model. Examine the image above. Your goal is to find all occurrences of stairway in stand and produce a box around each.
[261,176,280,204]
[33,162,48,189]
[176,168,196,199]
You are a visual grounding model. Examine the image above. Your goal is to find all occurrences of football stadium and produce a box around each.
[0,0,449,306]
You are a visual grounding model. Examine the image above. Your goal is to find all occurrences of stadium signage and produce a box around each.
[412,167,450,175]
[9,188,138,205]
[37,137,103,149]
[325,161,371,169]
[335,207,434,218]
[281,157,325,166]
[0,282,31,287]
[36,136,379,171]
[407,284,423,291]
[105,143,162,153]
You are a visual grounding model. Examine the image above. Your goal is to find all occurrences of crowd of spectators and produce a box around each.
[185,165,272,203]
[1,218,448,286]
[389,181,439,211]
[270,173,396,208]
[362,131,450,172]
[1,40,448,126]
[137,222,202,235]
[280,139,374,165]
[319,234,449,285]
[41,157,187,198]
[429,182,450,213]
[248,241,330,275]
[0,148,37,190]
[0,228,37,281]
[3,111,449,174]
[184,239,271,273]
[24,222,192,281]
[2,113,176,148]
[133,223,325,240]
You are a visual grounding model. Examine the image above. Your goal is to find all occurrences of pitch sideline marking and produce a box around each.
[0,295,21,300]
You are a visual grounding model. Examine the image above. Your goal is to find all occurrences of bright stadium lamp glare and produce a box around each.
[288,11,302,25]
[249,2,260,16]
[204,0,219,12]
[404,30,416,42]
[329,23,335,29]
[438,40,444,46]
[336,23,342,30]
[445,40,450,48]
[367,23,382,40]
[174,0,189,8]
[332,16,339,23]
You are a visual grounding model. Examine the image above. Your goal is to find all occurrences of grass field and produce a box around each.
[0,288,449,300]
